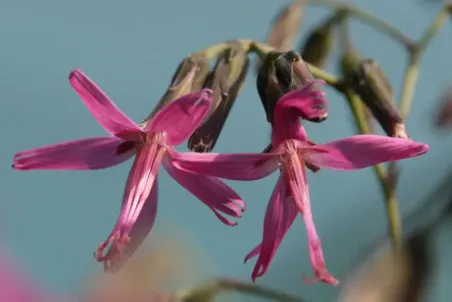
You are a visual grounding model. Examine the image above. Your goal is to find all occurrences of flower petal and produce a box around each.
[146,89,213,146]
[69,69,141,138]
[271,80,326,145]
[277,79,328,122]
[95,143,165,271]
[303,135,429,170]
[300,185,339,286]
[97,177,159,273]
[284,150,338,286]
[163,156,245,226]
[12,137,135,171]
[245,175,297,282]
[169,150,279,181]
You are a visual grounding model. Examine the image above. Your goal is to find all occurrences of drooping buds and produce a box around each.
[188,41,250,152]
[354,59,407,139]
[299,12,338,68]
[142,54,210,124]
[257,50,327,124]
[339,26,407,139]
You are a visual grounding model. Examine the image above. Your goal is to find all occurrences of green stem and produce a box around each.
[304,0,413,49]
[175,278,307,302]
[344,90,402,249]
[399,5,451,118]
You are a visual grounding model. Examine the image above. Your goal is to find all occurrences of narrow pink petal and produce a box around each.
[303,135,429,171]
[247,175,298,282]
[69,69,141,138]
[301,185,339,286]
[163,156,245,226]
[12,137,135,171]
[284,149,338,286]
[244,244,261,263]
[97,177,159,273]
[169,150,279,181]
[146,89,213,146]
[95,143,165,271]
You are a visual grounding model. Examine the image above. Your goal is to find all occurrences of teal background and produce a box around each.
[1,0,452,301]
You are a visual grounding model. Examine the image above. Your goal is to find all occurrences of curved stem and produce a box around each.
[399,5,451,118]
[303,0,413,50]
[344,90,402,249]
[175,278,306,302]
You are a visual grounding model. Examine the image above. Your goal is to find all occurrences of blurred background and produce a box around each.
[1,0,452,301]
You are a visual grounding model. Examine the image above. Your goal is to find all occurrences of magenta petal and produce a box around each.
[69,69,141,138]
[146,89,213,146]
[169,150,279,181]
[13,137,135,171]
[277,79,328,121]
[95,143,164,271]
[247,176,298,282]
[303,134,429,170]
[244,244,261,263]
[98,177,159,273]
[163,156,244,226]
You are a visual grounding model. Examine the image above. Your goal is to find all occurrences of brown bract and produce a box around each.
[188,41,250,152]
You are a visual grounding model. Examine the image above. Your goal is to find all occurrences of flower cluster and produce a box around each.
[12,69,429,287]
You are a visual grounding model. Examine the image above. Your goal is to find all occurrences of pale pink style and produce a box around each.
[12,69,245,272]
[169,80,430,285]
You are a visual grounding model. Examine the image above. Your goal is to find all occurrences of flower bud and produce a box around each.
[435,86,452,128]
[142,55,210,124]
[257,50,327,124]
[188,41,250,152]
[299,14,336,68]
[354,59,407,139]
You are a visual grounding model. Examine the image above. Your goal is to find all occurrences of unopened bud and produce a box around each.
[257,50,327,124]
[354,59,407,139]
[435,86,452,128]
[188,41,250,152]
[299,14,336,68]
[142,55,210,124]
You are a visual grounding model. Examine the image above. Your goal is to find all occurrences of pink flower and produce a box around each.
[169,80,429,285]
[12,69,245,272]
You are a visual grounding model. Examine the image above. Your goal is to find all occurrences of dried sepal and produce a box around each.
[142,54,210,125]
[188,41,250,152]
[257,50,326,124]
